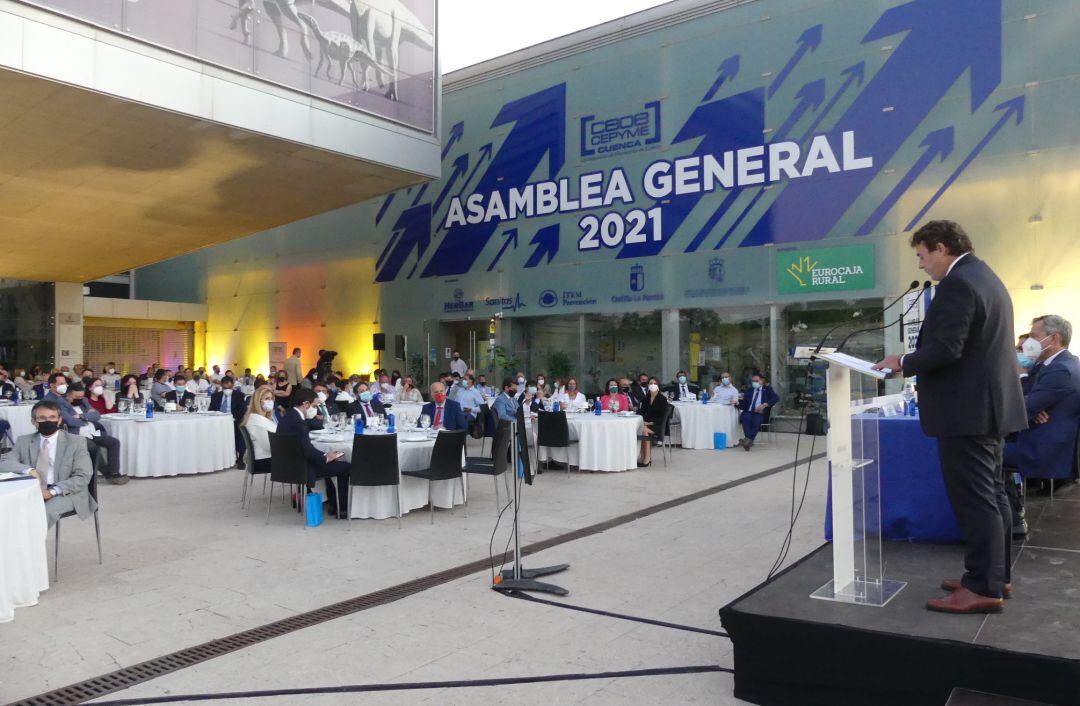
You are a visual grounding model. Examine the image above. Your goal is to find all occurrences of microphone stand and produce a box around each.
[812,281,920,355]
[834,284,929,353]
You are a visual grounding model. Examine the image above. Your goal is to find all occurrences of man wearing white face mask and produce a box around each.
[277,388,350,518]
[664,370,701,401]
[211,376,248,466]
[164,375,197,409]
[305,382,341,430]
[710,372,741,405]
[737,373,779,450]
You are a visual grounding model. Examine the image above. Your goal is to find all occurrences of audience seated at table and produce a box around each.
[117,374,142,405]
[419,382,468,431]
[85,378,116,415]
[101,363,120,391]
[150,369,172,410]
[13,368,34,399]
[47,380,127,484]
[453,373,485,419]
[395,376,424,403]
[629,373,650,410]
[637,377,670,467]
[277,388,350,519]
[0,400,96,527]
[164,375,197,410]
[599,378,631,412]
[555,377,589,412]
[238,368,255,388]
[492,377,520,422]
[242,386,277,477]
[710,372,741,406]
[474,374,494,398]
[664,370,701,401]
[305,382,341,432]
[738,372,779,451]
[1004,315,1080,520]
[211,376,248,467]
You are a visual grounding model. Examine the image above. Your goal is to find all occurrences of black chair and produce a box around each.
[464,419,513,512]
[239,425,271,513]
[348,433,401,528]
[54,464,102,582]
[266,432,311,525]
[536,410,577,474]
[402,430,467,523]
[637,404,675,467]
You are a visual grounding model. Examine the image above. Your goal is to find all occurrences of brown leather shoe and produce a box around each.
[941,578,1012,599]
[927,586,1004,614]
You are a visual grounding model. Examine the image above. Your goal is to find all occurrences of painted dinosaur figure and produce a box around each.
[297,12,383,90]
[262,0,312,59]
[229,0,255,45]
[348,0,434,102]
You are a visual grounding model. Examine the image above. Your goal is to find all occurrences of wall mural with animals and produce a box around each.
[17,0,436,131]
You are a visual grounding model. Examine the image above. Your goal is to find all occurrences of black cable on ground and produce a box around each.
[504,589,730,638]
[767,366,812,581]
[90,665,734,705]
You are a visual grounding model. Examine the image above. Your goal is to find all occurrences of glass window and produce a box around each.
[682,307,770,396]
[0,280,54,370]
[583,312,662,395]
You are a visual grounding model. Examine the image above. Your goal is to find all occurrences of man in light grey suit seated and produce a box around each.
[0,400,96,526]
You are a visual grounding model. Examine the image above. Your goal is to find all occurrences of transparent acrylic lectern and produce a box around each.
[810,352,906,607]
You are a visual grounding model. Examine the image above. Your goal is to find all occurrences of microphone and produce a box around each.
[812,280,921,355]
[835,280,931,353]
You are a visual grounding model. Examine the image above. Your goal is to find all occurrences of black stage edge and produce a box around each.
[720,496,1080,706]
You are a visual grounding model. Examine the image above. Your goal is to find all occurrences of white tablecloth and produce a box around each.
[671,402,741,449]
[0,477,49,623]
[0,403,36,442]
[383,402,424,425]
[99,413,236,477]
[536,412,644,472]
[312,430,466,520]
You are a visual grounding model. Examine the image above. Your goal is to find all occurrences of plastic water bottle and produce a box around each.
[906,399,917,417]
[387,413,395,433]
[594,398,602,415]
[354,414,365,435]
[552,400,560,413]
[146,403,154,419]
[701,391,709,404]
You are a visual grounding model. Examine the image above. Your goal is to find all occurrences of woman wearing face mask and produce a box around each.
[396,375,423,403]
[710,371,741,405]
[242,386,278,475]
[599,378,631,413]
[637,377,670,467]
[13,368,34,398]
[85,377,116,415]
[556,377,588,412]
[535,373,551,398]
[118,374,142,404]
[273,371,293,411]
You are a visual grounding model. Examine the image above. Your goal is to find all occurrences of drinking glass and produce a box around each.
[612,399,620,414]
[117,398,130,415]
[419,414,431,431]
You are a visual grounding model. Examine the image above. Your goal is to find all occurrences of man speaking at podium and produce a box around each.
[874,221,1026,614]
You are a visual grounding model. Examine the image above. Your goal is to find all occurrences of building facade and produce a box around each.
[134,0,1079,406]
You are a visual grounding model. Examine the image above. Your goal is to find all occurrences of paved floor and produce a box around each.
[1,434,829,705]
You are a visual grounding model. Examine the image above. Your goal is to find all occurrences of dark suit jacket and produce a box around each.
[739,385,780,422]
[629,383,649,409]
[1009,350,1080,478]
[902,255,1027,437]
[638,392,671,430]
[210,389,247,422]
[419,399,468,431]
[356,398,386,425]
[164,390,197,408]
[0,380,16,401]
[275,407,328,468]
[663,382,702,400]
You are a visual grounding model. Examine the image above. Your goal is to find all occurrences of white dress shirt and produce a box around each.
[40,433,60,494]
[710,384,740,405]
[556,390,588,412]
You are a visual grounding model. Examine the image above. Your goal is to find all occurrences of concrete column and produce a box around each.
[54,282,84,369]
[661,308,681,383]
[769,303,784,401]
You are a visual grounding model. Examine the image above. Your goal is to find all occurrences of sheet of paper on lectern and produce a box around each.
[814,351,888,380]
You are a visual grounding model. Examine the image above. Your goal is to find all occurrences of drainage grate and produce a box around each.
[10,454,820,705]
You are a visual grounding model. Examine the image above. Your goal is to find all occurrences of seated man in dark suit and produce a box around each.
[276,388,350,519]
[210,376,248,466]
[0,400,96,526]
[45,380,127,484]
[0,368,17,401]
[663,370,702,401]
[419,381,468,431]
[353,383,386,425]
[1004,315,1080,524]
[306,381,342,431]
[164,374,197,409]
[738,372,780,450]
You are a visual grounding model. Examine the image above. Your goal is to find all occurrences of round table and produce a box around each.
[0,477,49,622]
[312,429,466,519]
[99,412,236,477]
[383,402,424,425]
[535,412,644,472]
[0,402,36,442]
[671,401,741,449]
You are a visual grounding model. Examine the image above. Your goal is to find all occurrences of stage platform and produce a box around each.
[720,495,1080,706]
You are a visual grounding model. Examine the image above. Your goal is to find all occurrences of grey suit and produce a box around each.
[1,431,96,526]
